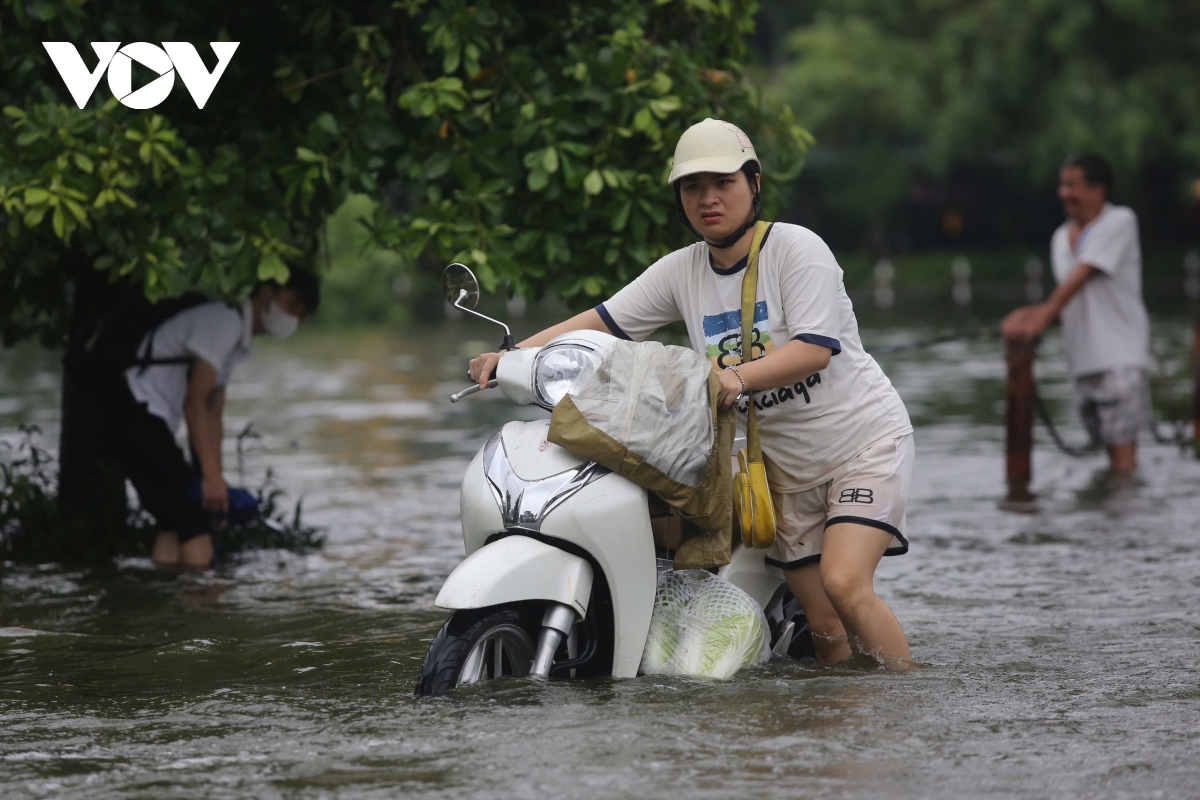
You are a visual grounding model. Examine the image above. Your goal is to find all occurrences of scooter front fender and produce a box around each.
[434,535,594,618]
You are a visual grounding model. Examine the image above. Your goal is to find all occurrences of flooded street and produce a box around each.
[2,314,1198,800]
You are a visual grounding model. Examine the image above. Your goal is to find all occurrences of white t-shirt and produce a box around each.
[125,299,253,432]
[1050,203,1151,377]
[597,223,912,492]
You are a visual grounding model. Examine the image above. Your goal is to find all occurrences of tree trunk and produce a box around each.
[56,254,128,545]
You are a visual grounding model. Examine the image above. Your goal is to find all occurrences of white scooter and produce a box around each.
[415,265,812,697]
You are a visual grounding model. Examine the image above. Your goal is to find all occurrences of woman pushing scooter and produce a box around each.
[470,118,917,669]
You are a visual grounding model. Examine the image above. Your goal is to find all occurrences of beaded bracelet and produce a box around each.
[730,365,747,393]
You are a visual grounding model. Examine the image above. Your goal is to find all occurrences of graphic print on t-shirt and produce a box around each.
[703,301,773,369]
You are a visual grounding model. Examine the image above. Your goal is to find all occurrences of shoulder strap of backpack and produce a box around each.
[132,293,215,375]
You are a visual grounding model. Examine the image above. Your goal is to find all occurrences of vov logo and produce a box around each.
[42,42,239,110]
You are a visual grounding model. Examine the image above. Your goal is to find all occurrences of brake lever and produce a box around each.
[450,379,498,403]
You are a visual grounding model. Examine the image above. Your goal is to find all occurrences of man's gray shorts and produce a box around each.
[1074,366,1151,447]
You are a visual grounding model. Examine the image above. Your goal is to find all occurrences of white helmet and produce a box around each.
[667,118,760,185]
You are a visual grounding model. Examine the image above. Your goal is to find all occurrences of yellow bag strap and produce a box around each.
[739,221,771,462]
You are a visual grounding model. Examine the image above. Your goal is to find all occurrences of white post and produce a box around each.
[951,256,971,308]
[506,294,528,319]
[874,258,895,309]
[1024,255,1044,304]
[1185,250,1200,302]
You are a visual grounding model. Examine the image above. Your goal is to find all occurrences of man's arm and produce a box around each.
[1001,261,1097,342]
[206,384,226,472]
[184,360,228,513]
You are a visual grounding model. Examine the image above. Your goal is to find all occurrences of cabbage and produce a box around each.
[639,569,771,679]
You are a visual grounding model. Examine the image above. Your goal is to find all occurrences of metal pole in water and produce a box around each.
[951,256,971,308]
[1184,250,1199,302]
[1005,339,1036,503]
[1188,251,1199,444]
[1025,255,1045,303]
[1193,316,1200,445]
[874,258,895,309]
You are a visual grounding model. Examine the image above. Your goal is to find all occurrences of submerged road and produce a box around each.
[2,319,1198,799]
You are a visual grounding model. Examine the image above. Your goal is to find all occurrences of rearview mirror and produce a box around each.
[443,263,480,310]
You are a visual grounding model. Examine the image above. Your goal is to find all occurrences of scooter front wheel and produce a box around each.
[414,606,538,697]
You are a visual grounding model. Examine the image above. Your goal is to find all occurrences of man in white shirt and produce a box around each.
[97,269,319,569]
[1002,154,1152,474]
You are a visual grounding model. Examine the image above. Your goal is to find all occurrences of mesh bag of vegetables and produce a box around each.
[639,568,771,679]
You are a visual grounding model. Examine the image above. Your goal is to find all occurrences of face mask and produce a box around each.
[262,300,300,340]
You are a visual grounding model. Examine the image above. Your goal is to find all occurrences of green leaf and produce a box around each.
[315,113,339,136]
[73,153,94,173]
[296,147,323,163]
[514,231,541,253]
[638,198,667,226]
[527,168,549,192]
[612,200,632,231]
[63,199,88,225]
[632,107,661,141]
[559,141,590,157]
[424,152,453,179]
[542,148,559,174]
[23,188,50,205]
[648,96,681,119]
[545,232,570,263]
[24,206,47,227]
[520,102,537,119]
[257,252,289,283]
[582,276,604,296]
[584,169,604,196]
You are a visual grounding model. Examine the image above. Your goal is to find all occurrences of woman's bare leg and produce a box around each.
[784,563,851,664]
[820,522,914,668]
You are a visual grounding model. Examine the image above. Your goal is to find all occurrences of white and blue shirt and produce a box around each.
[598,222,911,491]
[125,300,253,433]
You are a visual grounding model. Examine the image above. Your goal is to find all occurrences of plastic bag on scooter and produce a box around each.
[547,339,736,569]
[640,567,771,680]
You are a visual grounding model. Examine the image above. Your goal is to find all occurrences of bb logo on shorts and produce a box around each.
[838,488,874,504]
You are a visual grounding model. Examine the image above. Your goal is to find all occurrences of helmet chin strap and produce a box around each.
[705,209,760,249]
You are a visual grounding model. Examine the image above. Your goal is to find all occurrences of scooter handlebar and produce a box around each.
[450,379,498,403]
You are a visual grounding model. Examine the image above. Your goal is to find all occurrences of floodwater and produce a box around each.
[2,311,1198,800]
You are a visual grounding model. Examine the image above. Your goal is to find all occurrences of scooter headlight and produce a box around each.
[532,343,602,408]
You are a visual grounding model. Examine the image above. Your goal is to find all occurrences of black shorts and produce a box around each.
[96,379,210,542]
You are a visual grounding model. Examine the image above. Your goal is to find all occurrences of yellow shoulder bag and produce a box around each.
[732,221,777,549]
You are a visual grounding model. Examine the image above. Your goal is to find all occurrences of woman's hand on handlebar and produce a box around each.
[469,352,502,388]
